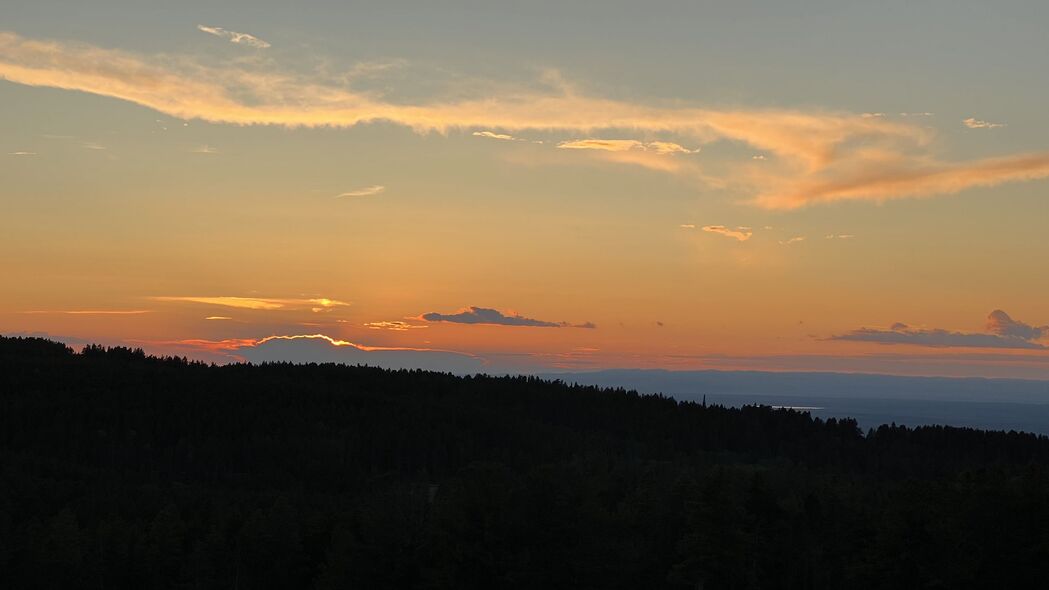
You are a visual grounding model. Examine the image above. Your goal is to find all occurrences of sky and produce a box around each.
[3,0,1049,378]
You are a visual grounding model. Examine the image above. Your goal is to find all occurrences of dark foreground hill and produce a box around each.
[3,336,1049,589]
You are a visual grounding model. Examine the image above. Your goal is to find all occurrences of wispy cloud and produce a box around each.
[336,185,385,198]
[701,225,753,242]
[472,130,519,141]
[80,141,105,150]
[342,58,408,80]
[152,296,349,311]
[7,151,37,156]
[420,306,595,328]
[204,316,232,321]
[830,310,1048,350]
[3,31,1048,209]
[364,320,428,331]
[20,309,151,315]
[963,117,1006,129]
[779,236,806,245]
[557,139,698,154]
[191,144,218,154]
[197,25,270,49]
[755,152,1049,209]
[824,234,854,239]
[679,223,696,229]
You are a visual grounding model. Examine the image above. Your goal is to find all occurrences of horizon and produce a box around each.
[10,333,1049,435]
[4,1,1049,379]
[11,333,1049,386]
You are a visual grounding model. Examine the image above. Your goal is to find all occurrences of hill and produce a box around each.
[3,335,1049,588]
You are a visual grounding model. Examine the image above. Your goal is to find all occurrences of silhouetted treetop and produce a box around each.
[2,335,1049,589]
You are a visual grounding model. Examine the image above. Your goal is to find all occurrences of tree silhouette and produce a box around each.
[2,335,1049,588]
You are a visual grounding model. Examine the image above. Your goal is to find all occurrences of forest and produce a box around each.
[3,335,1049,589]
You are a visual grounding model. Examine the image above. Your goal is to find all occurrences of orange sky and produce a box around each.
[2,3,1049,377]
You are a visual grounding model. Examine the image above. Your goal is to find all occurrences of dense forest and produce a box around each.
[3,335,1049,589]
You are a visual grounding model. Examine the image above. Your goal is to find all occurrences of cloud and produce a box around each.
[679,224,696,229]
[204,316,232,321]
[242,335,483,372]
[557,139,645,152]
[830,310,1048,350]
[963,117,1005,129]
[19,309,151,315]
[472,130,519,141]
[701,225,753,242]
[197,25,270,49]
[336,185,385,198]
[157,333,484,372]
[557,139,698,154]
[8,151,37,155]
[754,152,1049,209]
[191,144,218,154]
[419,306,595,328]
[364,320,428,331]
[986,309,1046,341]
[646,141,700,155]
[80,141,105,150]
[152,296,349,311]
[825,234,855,239]
[779,236,806,245]
[3,31,1049,209]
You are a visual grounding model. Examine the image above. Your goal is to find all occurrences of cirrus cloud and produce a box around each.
[472,130,520,141]
[702,225,753,242]
[151,296,349,312]
[364,320,428,331]
[20,309,151,315]
[197,25,270,49]
[3,31,1049,209]
[557,139,698,154]
[336,185,385,198]
[963,117,1005,129]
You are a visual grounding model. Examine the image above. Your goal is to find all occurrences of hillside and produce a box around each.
[3,336,1049,588]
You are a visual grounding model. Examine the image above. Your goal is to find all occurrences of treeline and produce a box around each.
[2,335,1049,588]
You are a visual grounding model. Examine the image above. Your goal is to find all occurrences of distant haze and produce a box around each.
[547,369,1049,434]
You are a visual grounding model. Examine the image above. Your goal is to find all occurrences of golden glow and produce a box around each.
[20,310,152,315]
[336,186,385,198]
[10,31,1049,208]
[151,296,349,311]
[254,334,472,354]
[364,321,429,331]
[556,139,698,154]
[3,20,1049,381]
[701,226,753,242]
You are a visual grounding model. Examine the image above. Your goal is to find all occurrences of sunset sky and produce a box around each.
[3,1,1049,378]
